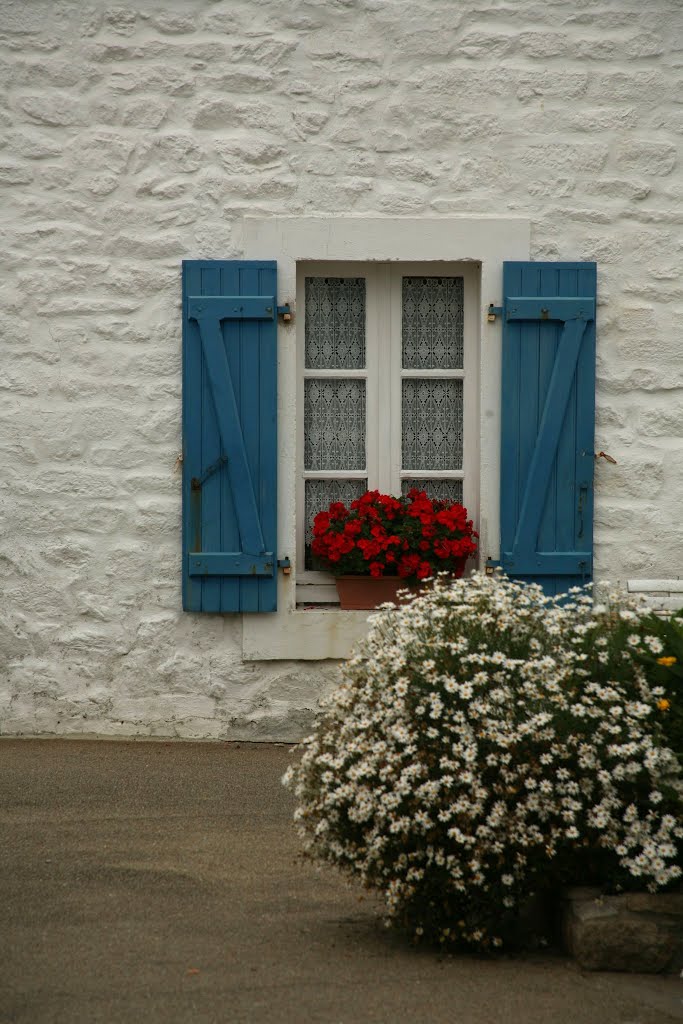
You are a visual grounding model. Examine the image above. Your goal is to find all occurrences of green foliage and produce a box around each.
[632,609,683,766]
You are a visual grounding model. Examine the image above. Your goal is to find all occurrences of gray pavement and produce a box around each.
[0,738,681,1024]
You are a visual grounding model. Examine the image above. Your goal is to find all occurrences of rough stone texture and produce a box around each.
[0,0,682,739]
[562,888,683,974]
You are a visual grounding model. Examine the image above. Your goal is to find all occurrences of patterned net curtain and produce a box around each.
[401,276,464,507]
[402,276,464,370]
[304,277,367,569]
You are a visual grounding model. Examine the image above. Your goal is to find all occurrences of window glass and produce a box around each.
[400,478,463,504]
[402,276,463,370]
[303,379,366,471]
[401,378,463,472]
[305,277,366,369]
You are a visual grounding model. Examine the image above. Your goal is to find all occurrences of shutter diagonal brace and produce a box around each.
[190,306,266,555]
[511,316,588,561]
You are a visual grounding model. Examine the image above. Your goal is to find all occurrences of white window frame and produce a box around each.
[237,217,531,661]
[296,260,479,606]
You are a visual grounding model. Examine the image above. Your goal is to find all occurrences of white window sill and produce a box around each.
[242,607,374,661]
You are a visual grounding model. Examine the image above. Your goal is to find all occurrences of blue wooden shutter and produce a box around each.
[182,260,278,612]
[499,261,596,596]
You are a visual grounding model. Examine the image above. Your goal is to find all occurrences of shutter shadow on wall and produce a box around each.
[498,261,597,596]
[182,260,278,612]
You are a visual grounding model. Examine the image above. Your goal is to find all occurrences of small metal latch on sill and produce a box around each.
[277,557,292,575]
[487,304,503,322]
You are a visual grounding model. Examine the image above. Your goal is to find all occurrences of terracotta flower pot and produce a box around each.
[334,575,420,610]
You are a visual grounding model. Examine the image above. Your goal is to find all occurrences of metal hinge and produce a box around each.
[277,557,292,575]
[487,304,503,322]
[277,304,292,322]
[190,454,227,490]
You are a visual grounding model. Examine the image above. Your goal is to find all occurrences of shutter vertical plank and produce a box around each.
[536,264,562,580]
[239,262,262,614]
[500,262,522,568]
[518,263,542,536]
[219,261,242,615]
[182,262,204,612]
[553,267,580,585]
[200,264,223,614]
[258,262,278,612]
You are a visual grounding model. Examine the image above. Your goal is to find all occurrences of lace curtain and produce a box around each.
[402,276,464,370]
[305,277,366,369]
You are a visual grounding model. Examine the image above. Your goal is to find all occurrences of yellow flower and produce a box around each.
[657,698,671,712]
[657,656,677,667]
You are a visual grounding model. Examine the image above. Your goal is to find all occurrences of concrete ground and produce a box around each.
[1,739,682,1024]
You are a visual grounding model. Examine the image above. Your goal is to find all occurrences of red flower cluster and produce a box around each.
[310,489,478,582]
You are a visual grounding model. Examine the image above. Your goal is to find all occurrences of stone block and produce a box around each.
[0,57,86,89]
[149,12,196,35]
[616,140,677,176]
[568,108,638,132]
[521,143,609,175]
[572,38,617,61]
[191,98,279,131]
[106,67,195,96]
[0,162,32,185]
[579,237,622,263]
[204,69,274,93]
[121,99,170,128]
[67,131,133,174]
[292,110,330,137]
[638,404,683,438]
[624,32,665,58]
[562,888,683,973]
[385,157,441,186]
[104,7,137,35]
[304,30,382,64]
[592,71,666,102]
[457,31,514,60]
[589,177,651,200]
[515,69,589,101]
[4,129,62,159]
[16,92,83,126]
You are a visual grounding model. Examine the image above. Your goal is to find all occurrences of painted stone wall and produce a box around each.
[0,0,681,738]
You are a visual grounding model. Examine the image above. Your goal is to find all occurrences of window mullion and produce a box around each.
[371,264,390,494]
[388,265,402,496]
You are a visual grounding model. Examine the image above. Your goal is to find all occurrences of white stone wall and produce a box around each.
[0,0,681,739]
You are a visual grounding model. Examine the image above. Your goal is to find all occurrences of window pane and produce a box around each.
[305,277,366,369]
[305,478,367,569]
[402,378,463,471]
[401,478,463,505]
[402,276,464,369]
[304,379,366,471]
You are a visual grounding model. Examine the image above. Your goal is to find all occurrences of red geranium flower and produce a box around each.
[309,489,477,582]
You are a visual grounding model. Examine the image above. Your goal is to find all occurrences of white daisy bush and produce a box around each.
[283,573,683,952]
